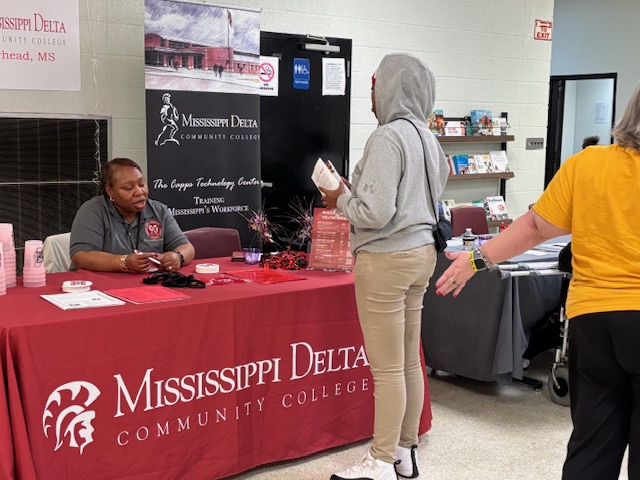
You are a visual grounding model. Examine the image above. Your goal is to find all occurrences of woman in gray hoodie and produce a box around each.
[322,53,448,480]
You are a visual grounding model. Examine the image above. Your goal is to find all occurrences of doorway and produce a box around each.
[545,73,617,186]
[259,32,352,233]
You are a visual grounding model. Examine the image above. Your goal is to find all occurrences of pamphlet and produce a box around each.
[489,150,510,173]
[470,109,493,135]
[225,269,305,285]
[311,158,351,196]
[41,291,126,310]
[104,286,191,305]
[485,195,509,220]
[452,154,469,174]
[307,207,354,271]
[473,154,491,173]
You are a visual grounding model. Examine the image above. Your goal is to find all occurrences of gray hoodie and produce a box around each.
[336,53,448,254]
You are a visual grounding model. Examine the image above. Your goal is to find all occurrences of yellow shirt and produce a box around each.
[533,144,640,319]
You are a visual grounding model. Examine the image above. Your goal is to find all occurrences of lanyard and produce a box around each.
[106,194,144,252]
[131,213,142,251]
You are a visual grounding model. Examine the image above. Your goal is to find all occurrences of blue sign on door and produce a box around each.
[293,58,310,90]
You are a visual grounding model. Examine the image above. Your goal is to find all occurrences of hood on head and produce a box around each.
[373,53,436,126]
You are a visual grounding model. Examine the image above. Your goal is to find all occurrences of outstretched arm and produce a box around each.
[435,209,570,297]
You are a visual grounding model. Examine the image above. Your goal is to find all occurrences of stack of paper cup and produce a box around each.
[22,240,46,287]
[0,242,6,296]
[0,224,16,288]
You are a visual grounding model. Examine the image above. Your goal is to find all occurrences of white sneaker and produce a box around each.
[395,445,419,478]
[331,450,398,480]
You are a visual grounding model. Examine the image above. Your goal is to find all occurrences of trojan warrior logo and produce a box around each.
[42,381,101,455]
[155,92,180,146]
[34,247,44,266]
[145,220,162,240]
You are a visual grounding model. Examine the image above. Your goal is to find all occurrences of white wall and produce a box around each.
[0,0,556,218]
[560,78,614,164]
[551,0,640,119]
[572,79,614,152]
[560,80,576,164]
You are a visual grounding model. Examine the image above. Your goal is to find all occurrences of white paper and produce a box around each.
[322,57,346,96]
[311,158,351,196]
[41,291,126,310]
[259,56,279,97]
[489,151,510,173]
[593,102,608,124]
[534,242,568,253]
[523,250,550,256]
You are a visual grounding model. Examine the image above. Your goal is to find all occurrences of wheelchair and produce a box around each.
[496,243,573,406]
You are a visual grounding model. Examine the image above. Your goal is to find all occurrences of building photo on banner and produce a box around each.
[144,0,262,246]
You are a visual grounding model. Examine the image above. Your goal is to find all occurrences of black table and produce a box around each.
[421,236,570,383]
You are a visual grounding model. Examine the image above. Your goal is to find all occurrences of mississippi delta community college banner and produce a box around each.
[0,0,80,90]
[144,0,261,246]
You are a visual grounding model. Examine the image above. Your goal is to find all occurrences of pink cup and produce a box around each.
[22,240,46,287]
[0,224,13,244]
[23,240,45,270]
[0,242,6,295]
[0,238,15,288]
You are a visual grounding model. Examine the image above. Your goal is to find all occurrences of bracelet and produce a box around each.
[173,250,184,268]
[120,254,129,273]
[468,251,479,272]
[477,247,494,268]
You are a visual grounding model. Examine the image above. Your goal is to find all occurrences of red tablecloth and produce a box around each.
[0,260,432,479]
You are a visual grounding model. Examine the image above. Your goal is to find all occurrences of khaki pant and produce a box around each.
[354,244,437,463]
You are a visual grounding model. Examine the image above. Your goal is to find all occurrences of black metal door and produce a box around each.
[259,32,352,238]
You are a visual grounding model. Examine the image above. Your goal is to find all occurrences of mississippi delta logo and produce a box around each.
[145,220,163,240]
[42,381,101,455]
[155,92,180,146]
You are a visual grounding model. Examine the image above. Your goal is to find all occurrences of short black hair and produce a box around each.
[582,135,600,149]
[100,158,142,194]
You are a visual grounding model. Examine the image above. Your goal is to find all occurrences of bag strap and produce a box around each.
[397,118,439,221]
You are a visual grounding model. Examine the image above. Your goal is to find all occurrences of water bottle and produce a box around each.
[462,228,476,250]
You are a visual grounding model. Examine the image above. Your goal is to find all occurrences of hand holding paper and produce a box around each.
[311,158,351,196]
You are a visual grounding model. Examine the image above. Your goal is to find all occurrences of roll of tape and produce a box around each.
[62,280,92,293]
[196,263,219,274]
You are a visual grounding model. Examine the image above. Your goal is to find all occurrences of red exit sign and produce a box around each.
[534,19,552,41]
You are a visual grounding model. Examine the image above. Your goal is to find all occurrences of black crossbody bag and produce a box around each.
[398,118,452,253]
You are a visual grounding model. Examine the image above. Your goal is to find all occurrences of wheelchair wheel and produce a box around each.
[548,366,570,407]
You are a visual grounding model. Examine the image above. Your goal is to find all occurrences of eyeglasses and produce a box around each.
[142,272,205,289]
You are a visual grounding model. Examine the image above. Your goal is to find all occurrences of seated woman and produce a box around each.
[70,157,195,273]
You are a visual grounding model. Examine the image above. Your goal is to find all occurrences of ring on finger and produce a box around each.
[452,278,457,286]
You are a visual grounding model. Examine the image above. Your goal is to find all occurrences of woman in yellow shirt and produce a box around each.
[436,81,640,480]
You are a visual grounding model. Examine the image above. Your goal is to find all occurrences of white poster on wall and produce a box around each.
[322,57,345,96]
[0,0,80,91]
[259,56,279,96]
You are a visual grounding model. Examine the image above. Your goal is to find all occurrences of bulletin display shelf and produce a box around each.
[437,135,515,144]
[438,134,515,198]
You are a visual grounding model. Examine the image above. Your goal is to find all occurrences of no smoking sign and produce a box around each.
[260,62,275,83]
[259,56,279,96]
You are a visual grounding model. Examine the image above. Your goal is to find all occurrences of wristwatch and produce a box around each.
[470,247,494,272]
